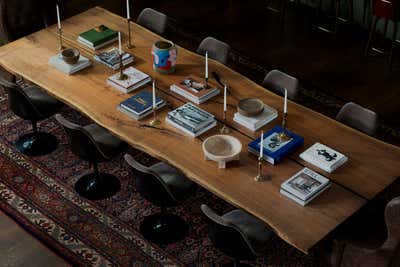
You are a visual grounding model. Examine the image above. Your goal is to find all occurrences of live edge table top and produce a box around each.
[0,7,399,254]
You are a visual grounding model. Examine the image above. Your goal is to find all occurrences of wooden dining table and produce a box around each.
[0,6,399,255]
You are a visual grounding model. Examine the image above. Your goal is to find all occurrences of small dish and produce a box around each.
[237,98,264,117]
[61,48,80,65]
[202,135,242,169]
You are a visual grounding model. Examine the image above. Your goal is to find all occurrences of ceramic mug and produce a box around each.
[151,40,177,74]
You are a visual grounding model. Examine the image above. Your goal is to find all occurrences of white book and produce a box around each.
[48,54,91,75]
[166,117,216,137]
[107,66,151,94]
[77,36,118,50]
[280,183,331,206]
[170,85,220,104]
[299,143,348,173]
[281,168,330,202]
[234,105,278,131]
[168,103,215,132]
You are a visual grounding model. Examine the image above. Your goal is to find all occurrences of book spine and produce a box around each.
[167,115,196,132]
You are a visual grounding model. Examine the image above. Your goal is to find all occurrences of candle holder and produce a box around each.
[126,18,134,49]
[278,112,291,143]
[205,77,209,89]
[220,110,230,134]
[58,28,65,52]
[118,54,128,80]
[254,157,265,182]
[150,108,161,126]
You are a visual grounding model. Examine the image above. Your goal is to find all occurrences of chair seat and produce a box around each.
[222,209,273,255]
[83,124,125,158]
[23,85,62,118]
[150,162,196,202]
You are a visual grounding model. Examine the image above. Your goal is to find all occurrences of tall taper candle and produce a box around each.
[205,51,208,80]
[56,4,61,29]
[152,80,156,109]
[118,32,122,55]
[223,85,227,112]
[260,131,264,158]
[126,0,131,19]
[284,89,287,113]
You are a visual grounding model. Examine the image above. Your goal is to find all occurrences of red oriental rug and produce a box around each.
[0,88,315,267]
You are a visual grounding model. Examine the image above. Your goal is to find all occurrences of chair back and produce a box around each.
[336,102,378,136]
[55,114,107,162]
[384,196,400,252]
[200,204,256,260]
[196,37,231,65]
[0,77,41,120]
[136,8,168,35]
[373,0,400,20]
[262,69,299,100]
[124,154,178,207]
[0,0,50,43]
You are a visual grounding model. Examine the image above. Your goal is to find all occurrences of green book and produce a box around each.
[78,25,118,47]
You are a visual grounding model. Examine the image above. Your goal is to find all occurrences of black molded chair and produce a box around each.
[197,37,231,65]
[336,102,378,136]
[55,114,125,200]
[0,77,62,156]
[201,204,273,267]
[262,69,299,100]
[136,8,168,36]
[124,153,196,245]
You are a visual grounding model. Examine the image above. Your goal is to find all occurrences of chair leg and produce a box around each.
[389,22,398,72]
[365,16,378,56]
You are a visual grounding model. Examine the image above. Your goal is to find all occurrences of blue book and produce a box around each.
[248,125,304,165]
[120,90,164,116]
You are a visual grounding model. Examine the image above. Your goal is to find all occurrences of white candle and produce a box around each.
[56,4,61,30]
[118,32,122,55]
[223,84,227,112]
[284,89,287,114]
[260,131,264,158]
[205,51,208,80]
[126,0,131,19]
[152,80,156,109]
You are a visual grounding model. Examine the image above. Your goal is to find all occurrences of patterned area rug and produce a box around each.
[0,88,316,267]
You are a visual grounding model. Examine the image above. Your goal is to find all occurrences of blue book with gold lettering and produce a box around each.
[119,90,164,119]
[248,125,304,165]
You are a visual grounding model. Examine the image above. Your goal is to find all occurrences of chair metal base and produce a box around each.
[15,131,58,157]
[75,172,121,200]
[140,213,188,245]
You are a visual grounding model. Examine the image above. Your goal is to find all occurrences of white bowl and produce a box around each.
[202,135,242,169]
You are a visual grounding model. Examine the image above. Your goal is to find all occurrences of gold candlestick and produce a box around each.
[58,28,65,52]
[126,19,134,48]
[255,157,265,182]
[205,77,209,89]
[150,108,161,126]
[118,54,128,80]
[278,112,291,143]
[220,110,230,134]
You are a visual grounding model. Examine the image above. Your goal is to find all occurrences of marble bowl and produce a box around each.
[237,98,264,117]
[61,48,80,65]
[202,135,242,169]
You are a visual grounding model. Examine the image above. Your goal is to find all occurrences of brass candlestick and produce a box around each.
[58,28,65,52]
[205,77,209,89]
[255,157,265,182]
[126,19,134,48]
[118,54,128,80]
[220,110,230,134]
[150,108,161,126]
[278,112,291,143]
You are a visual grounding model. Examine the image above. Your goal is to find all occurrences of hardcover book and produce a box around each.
[94,48,134,70]
[120,90,164,116]
[280,167,331,206]
[48,54,91,75]
[165,117,216,138]
[78,25,118,50]
[107,66,151,93]
[234,104,278,131]
[167,103,215,132]
[248,125,304,164]
[170,76,220,104]
[299,143,348,173]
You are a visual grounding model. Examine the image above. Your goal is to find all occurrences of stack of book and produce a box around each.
[118,90,166,120]
[248,125,304,164]
[234,105,278,131]
[299,143,348,173]
[107,66,151,93]
[166,103,216,137]
[170,76,220,104]
[94,48,134,70]
[48,54,91,75]
[78,25,118,50]
[280,168,331,206]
